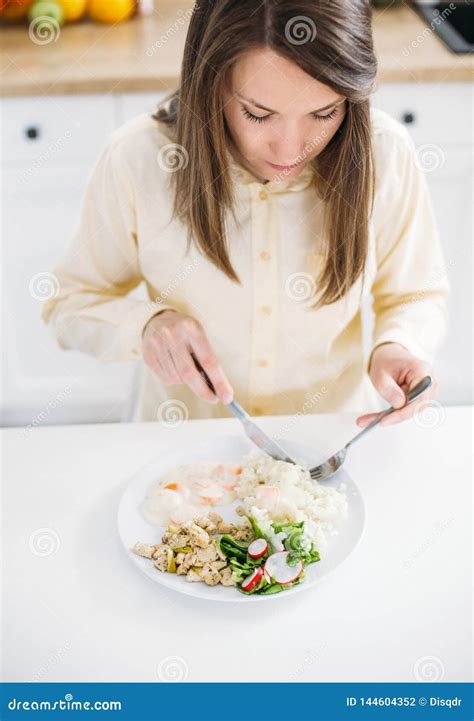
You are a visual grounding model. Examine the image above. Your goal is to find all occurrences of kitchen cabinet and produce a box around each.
[1,84,471,425]
[372,82,473,405]
[1,92,164,426]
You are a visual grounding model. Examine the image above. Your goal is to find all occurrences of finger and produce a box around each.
[356,412,382,428]
[381,381,438,426]
[372,368,406,409]
[189,336,234,405]
[144,336,181,385]
[381,396,427,426]
[170,343,220,404]
[156,347,182,385]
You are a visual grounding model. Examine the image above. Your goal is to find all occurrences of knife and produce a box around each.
[190,351,296,464]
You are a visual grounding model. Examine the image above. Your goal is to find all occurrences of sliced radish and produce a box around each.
[264,551,303,585]
[248,538,268,559]
[241,566,264,592]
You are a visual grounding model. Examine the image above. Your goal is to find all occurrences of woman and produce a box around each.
[42,0,449,428]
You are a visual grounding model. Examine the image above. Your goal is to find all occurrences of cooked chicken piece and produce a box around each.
[162,532,190,549]
[176,563,188,576]
[216,521,238,534]
[176,551,197,574]
[132,542,157,559]
[175,552,185,565]
[184,521,210,548]
[200,563,221,586]
[193,545,219,566]
[153,545,174,572]
[210,560,227,571]
[208,512,223,525]
[195,517,217,534]
[219,567,237,586]
[186,568,202,583]
[234,526,254,542]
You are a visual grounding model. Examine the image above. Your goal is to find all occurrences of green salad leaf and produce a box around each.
[217,535,250,563]
[218,515,319,596]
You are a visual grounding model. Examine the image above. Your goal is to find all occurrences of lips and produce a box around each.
[266,160,301,172]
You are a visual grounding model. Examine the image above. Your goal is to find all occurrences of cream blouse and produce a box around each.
[41,106,449,423]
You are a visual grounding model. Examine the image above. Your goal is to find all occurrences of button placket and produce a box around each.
[248,186,278,413]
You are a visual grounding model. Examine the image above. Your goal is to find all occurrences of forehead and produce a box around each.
[228,47,341,113]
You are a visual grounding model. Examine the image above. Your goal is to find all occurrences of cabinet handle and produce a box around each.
[401,111,416,125]
[24,125,40,140]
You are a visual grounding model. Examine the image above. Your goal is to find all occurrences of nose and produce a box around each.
[269,128,306,166]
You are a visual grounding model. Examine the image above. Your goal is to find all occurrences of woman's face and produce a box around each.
[223,47,347,183]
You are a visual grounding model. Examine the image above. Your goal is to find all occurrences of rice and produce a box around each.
[235,451,348,553]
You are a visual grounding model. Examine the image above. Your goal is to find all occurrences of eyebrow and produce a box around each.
[236,93,345,114]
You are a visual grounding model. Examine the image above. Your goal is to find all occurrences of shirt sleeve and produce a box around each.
[368,128,450,371]
[41,138,176,362]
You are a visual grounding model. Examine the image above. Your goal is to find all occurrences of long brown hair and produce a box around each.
[153,0,377,307]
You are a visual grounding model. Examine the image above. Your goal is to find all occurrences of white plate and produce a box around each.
[117,434,365,602]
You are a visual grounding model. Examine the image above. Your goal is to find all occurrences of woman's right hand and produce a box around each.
[142,310,234,405]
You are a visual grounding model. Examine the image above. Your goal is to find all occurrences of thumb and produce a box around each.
[375,370,406,408]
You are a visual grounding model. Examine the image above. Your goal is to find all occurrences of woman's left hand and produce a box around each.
[356,342,438,428]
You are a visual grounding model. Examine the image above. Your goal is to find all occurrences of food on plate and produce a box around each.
[141,462,241,527]
[216,514,320,594]
[235,452,348,554]
[134,452,347,596]
[133,513,254,586]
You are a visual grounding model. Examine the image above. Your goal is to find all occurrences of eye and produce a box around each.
[313,108,338,122]
[240,106,271,124]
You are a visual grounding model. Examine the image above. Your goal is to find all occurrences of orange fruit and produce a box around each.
[57,0,86,21]
[2,0,31,20]
[87,0,134,23]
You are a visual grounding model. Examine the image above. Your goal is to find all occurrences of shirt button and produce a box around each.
[260,250,271,261]
[257,359,268,368]
[261,305,272,315]
[259,190,268,200]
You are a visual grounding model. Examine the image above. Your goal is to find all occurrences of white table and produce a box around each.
[2,408,472,683]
